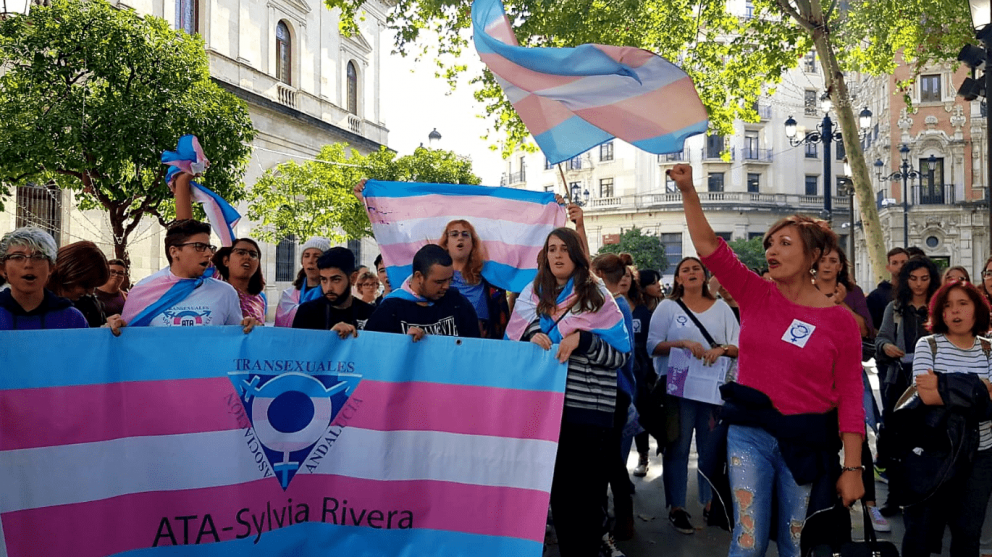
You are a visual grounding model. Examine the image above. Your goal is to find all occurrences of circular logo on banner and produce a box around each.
[251,373,334,453]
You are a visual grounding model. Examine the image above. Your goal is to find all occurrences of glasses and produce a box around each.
[231,248,260,259]
[447,231,472,239]
[2,252,50,263]
[108,270,127,277]
[176,242,217,253]
[983,271,992,278]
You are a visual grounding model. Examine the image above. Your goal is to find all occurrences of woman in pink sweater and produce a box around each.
[669,164,864,557]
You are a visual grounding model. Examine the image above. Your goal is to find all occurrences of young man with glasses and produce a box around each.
[0,227,88,330]
[122,220,257,331]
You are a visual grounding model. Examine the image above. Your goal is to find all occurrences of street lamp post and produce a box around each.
[966,0,992,247]
[570,183,590,207]
[785,96,872,222]
[427,128,441,148]
[875,146,935,248]
[839,159,856,276]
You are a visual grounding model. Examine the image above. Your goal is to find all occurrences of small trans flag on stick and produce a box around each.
[472,0,709,164]
[162,135,241,247]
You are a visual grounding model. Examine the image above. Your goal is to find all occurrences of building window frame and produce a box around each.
[920,74,942,103]
[347,61,359,114]
[747,172,760,193]
[805,175,818,196]
[803,50,817,73]
[707,172,725,192]
[275,235,297,282]
[599,177,614,198]
[15,184,62,246]
[175,0,198,34]
[276,21,292,86]
[599,141,614,162]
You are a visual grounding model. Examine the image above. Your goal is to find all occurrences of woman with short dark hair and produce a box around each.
[47,241,111,327]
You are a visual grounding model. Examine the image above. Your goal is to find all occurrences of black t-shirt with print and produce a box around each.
[292,296,375,331]
[365,289,480,338]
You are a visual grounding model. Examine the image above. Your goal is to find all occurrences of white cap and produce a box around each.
[300,237,330,254]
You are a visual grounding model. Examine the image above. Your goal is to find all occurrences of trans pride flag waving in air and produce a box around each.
[162,135,241,247]
[472,0,709,164]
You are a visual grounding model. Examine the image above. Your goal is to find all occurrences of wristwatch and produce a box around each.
[720,345,729,354]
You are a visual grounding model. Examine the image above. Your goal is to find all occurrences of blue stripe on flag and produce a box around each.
[0,328,567,393]
[363,180,558,204]
[482,260,537,294]
[532,116,615,165]
[116,521,543,556]
[632,120,711,155]
[592,319,633,354]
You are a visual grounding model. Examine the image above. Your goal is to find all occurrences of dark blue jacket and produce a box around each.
[0,289,88,330]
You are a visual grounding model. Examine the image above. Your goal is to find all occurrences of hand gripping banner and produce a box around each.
[0,328,567,556]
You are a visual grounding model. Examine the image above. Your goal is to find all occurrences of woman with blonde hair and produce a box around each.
[438,219,509,339]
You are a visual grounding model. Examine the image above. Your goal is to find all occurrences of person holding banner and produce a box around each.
[0,227,88,330]
[293,247,375,335]
[275,237,331,327]
[212,238,267,322]
[669,163,863,557]
[365,244,481,340]
[647,256,739,534]
[438,219,510,339]
[505,227,630,557]
[46,240,112,328]
[121,220,258,332]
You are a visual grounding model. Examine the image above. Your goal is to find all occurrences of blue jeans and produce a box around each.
[663,397,717,508]
[727,425,812,557]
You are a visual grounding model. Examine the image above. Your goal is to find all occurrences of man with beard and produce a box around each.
[292,247,374,337]
[365,244,480,341]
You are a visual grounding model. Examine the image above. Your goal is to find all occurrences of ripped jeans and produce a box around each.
[727,425,811,557]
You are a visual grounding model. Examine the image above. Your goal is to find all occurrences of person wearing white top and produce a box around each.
[647,256,740,534]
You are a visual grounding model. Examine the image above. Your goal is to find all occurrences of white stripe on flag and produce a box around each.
[371,215,557,249]
[0,427,557,513]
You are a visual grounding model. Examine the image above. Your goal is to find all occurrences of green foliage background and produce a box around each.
[595,227,668,272]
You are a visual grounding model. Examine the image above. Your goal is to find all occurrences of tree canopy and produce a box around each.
[327,0,976,283]
[246,144,481,244]
[595,227,668,273]
[0,0,254,260]
[727,237,767,271]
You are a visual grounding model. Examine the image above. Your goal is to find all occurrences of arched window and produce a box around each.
[347,61,358,114]
[276,21,292,85]
[175,0,198,34]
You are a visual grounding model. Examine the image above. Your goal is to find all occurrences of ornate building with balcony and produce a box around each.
[1,0,391,307]
[854,55,989,283]
[502,57,850,282]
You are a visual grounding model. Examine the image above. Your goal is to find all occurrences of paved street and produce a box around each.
[544,365,992,556]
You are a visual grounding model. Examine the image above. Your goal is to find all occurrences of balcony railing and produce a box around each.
[703,147,735,161]
[583,191,850,213]
[742,147,773,162]
[657,151,687,163]
[913,184,955,205]
[508,170,527,184]
[277,83,298,109]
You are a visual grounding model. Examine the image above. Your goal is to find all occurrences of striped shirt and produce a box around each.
[523,318,628,428]
[913,334,992,451]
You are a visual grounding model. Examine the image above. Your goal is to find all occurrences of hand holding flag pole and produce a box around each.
[162,135,241,247]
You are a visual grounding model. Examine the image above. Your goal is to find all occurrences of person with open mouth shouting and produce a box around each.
[669,162,864,557]
[212,238,267,323]
[0,227,88,330]
[436,219,510,340]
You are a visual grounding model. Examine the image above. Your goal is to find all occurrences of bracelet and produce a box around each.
[841,465,864,473]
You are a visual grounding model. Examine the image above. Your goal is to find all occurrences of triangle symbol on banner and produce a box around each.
[228,370,362,490]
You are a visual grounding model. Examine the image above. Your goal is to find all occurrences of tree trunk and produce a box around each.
[108,206,132,270]
[810,19,888,285]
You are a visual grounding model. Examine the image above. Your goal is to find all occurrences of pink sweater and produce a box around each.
[701,239,865,434]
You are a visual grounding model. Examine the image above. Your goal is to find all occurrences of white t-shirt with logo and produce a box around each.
[133,268,243,327]
[647,298,740,377]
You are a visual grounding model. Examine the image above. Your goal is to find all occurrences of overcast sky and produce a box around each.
[379,48,507,186]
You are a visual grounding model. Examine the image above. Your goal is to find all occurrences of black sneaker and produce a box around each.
[669,509,695,534]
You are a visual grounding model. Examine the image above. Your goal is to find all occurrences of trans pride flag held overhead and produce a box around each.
[472,0,709,164]
[162,135,241,247]
[363,180,567,293]
[0,328,567,557]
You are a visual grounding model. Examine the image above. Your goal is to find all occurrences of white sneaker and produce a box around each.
[600,532,626,557]
[867,505,891,533]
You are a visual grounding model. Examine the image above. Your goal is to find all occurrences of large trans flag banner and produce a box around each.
[0,328,567,557]
[363,180,567,294]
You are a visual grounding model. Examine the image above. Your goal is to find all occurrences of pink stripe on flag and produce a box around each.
[478,52,585,92]
[343,381,563,441]
[0,378,243,451]
[1,475,549,557]
[364,193,561,227]
[593,44,658,68]
[510,93,576,137]
[575,78,710,142]
[378,241,543,275]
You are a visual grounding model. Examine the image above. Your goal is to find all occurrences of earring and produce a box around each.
[810,268,817,277]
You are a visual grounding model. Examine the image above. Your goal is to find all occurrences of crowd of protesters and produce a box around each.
[5,161,992,557]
